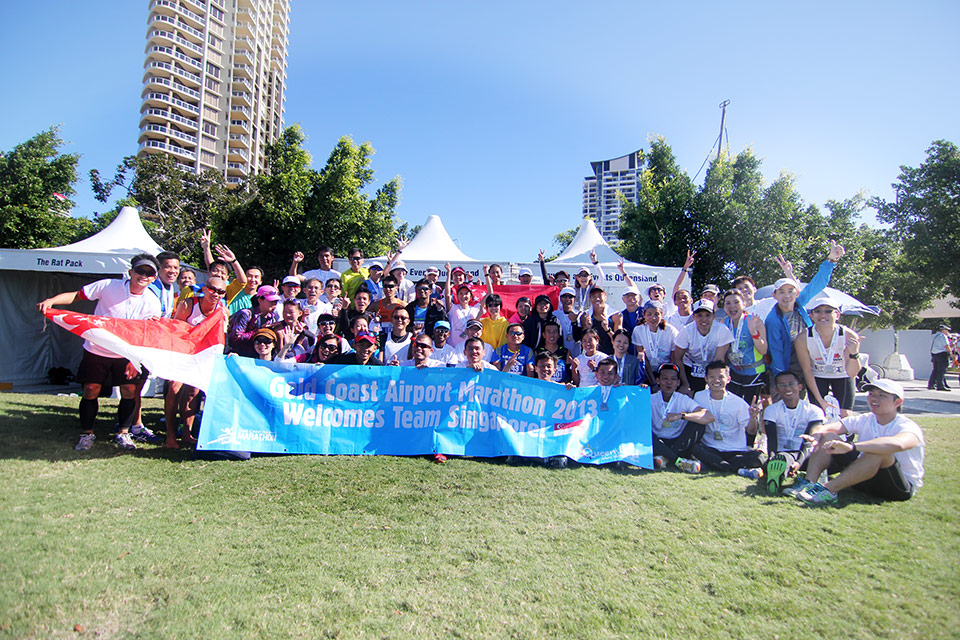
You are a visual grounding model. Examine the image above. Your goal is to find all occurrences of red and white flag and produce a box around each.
[52,192,68,201]
[44,309,226,391]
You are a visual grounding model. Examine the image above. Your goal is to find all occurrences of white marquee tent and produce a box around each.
[0,207,164,387]
[333,214,490,280]
[521,219,687,307]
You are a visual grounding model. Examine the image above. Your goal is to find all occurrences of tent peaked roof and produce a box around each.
[551,218,623,264]
[399,215,478,262]
[39,206,163,256]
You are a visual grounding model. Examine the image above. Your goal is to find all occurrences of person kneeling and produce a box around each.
[690,361,764,477]
[794,380,924,505]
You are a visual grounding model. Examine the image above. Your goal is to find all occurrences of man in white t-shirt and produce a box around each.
[456,337,499,371]
[795,379,925,505]
[38,254,163,452]
[691,361,764,475]
[673,299,734,395]
[762,370,826,494]
[650,363,714,473]
[292,246,341,286]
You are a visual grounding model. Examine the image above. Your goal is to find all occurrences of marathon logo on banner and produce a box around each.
[198,356,654,468]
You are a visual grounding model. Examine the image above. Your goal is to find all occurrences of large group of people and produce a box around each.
[37,235,926,504]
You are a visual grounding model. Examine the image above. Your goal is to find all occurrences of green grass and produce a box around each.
[1,392,958,639]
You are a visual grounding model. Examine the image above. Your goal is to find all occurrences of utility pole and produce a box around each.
[717,100,730,160]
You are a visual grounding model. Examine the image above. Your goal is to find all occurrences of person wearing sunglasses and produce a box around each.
[301,335,342,364]
[340,248,369,301]
[393,335,444,369]
[250,327,280,361]
[328,331,382,366]
[375,275,406,336]
[38,254,162,452]
[405,279,448,337]
[178,230,247,308]
[492,324,535,376]
[173,277,232,447]
[227,285,283,358]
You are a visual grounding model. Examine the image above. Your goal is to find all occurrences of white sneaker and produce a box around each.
[75,433,96,451]
[130,424,162,444]
[114,432,137,450]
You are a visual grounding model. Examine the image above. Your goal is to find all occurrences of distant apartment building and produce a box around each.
[138,0,290,185]
[581,150,643,246]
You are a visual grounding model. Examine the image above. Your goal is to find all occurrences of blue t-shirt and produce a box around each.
[492,344,535,376]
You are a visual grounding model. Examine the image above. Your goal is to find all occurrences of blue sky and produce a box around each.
[1,1,957,263]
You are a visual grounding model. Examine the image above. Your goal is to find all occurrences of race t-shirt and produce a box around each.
[650,391,703,439]
[81,278,162,357]
[492,344,535,376]
[764,399,825,451]
[842,413,925,488]
[694,389,751,452]
[575,351,608,387]
[674,323,735,377]
[631,323,679,371]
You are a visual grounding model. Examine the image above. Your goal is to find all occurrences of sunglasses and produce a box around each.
[349,255,363,261]
[205,286,227,296]
[133,266,156,277]
[414,342,433,349]
[417,287,432,292]
[253,337,275,346]
[508,331,524,336]
[384,284,397,288]
[393,316,409,322]
[320,343,340,351]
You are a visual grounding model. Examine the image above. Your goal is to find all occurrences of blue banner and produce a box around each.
[198,356,653,468]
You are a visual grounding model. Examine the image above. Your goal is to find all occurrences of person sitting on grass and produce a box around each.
[793,380,925,505]
[762,370,826,495]
[649,363,714,473]
[456,337,499,371]
[690,361,764,477]
[492,323,535,376]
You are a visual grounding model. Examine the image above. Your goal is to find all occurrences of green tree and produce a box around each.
[618,138,697,275]
[873,139,960,316]
[91,153,240,264]
[214,127,402,277]
[0,126,89,248]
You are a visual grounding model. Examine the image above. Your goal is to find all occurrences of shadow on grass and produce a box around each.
[0,398,198,464]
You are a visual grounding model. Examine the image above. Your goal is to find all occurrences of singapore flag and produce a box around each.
[44,309,226,391]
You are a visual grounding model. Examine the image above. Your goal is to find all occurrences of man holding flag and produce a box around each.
[38,254,163,451]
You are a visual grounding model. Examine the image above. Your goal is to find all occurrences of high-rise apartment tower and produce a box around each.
[581,150,643,246]
[138,0,290,184]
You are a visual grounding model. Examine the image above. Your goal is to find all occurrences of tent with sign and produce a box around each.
[520,219,687,308]
[0,206,164,387]
[333,214,490,281]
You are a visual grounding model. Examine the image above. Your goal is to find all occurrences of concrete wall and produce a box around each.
[858,329,939,380]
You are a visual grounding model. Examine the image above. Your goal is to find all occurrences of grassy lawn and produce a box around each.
[1,392,958,639]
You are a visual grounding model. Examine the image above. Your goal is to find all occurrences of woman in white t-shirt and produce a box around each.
[632,300,679,389]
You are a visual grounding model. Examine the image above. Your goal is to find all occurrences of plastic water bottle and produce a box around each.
[824,392,841,422]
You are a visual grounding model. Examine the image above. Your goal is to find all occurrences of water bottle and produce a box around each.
[824,392,841,422]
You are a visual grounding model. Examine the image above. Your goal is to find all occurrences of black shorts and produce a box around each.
[76,350,148,387]
[729,369,769,404]
[853,459,915,501]
[815,376,856,411]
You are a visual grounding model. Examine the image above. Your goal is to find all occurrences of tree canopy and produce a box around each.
[0,126,90,248]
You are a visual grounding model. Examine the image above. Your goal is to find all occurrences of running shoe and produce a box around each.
[765,455,788,494]
[783,476,814,498]
[75,433,96,451]
[797,483,838,505]
[737,467,762,480]
[652,455,668,470]
[675,457,701,474]
[130,424,163,444]
[114,432,137,450]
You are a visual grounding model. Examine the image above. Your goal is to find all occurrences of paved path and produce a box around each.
[853,378,960,417]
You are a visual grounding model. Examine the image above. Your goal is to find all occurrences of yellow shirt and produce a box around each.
[340,267,370,301]
[481,316,509,349]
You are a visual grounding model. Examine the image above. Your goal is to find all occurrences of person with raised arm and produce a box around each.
[291,246,340,285]
[609,259,643,352]
[552,287,580,357]
[179,230,248,307]
[765,240,846,379]
[38,254,163,452]
[492,323,536,377]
